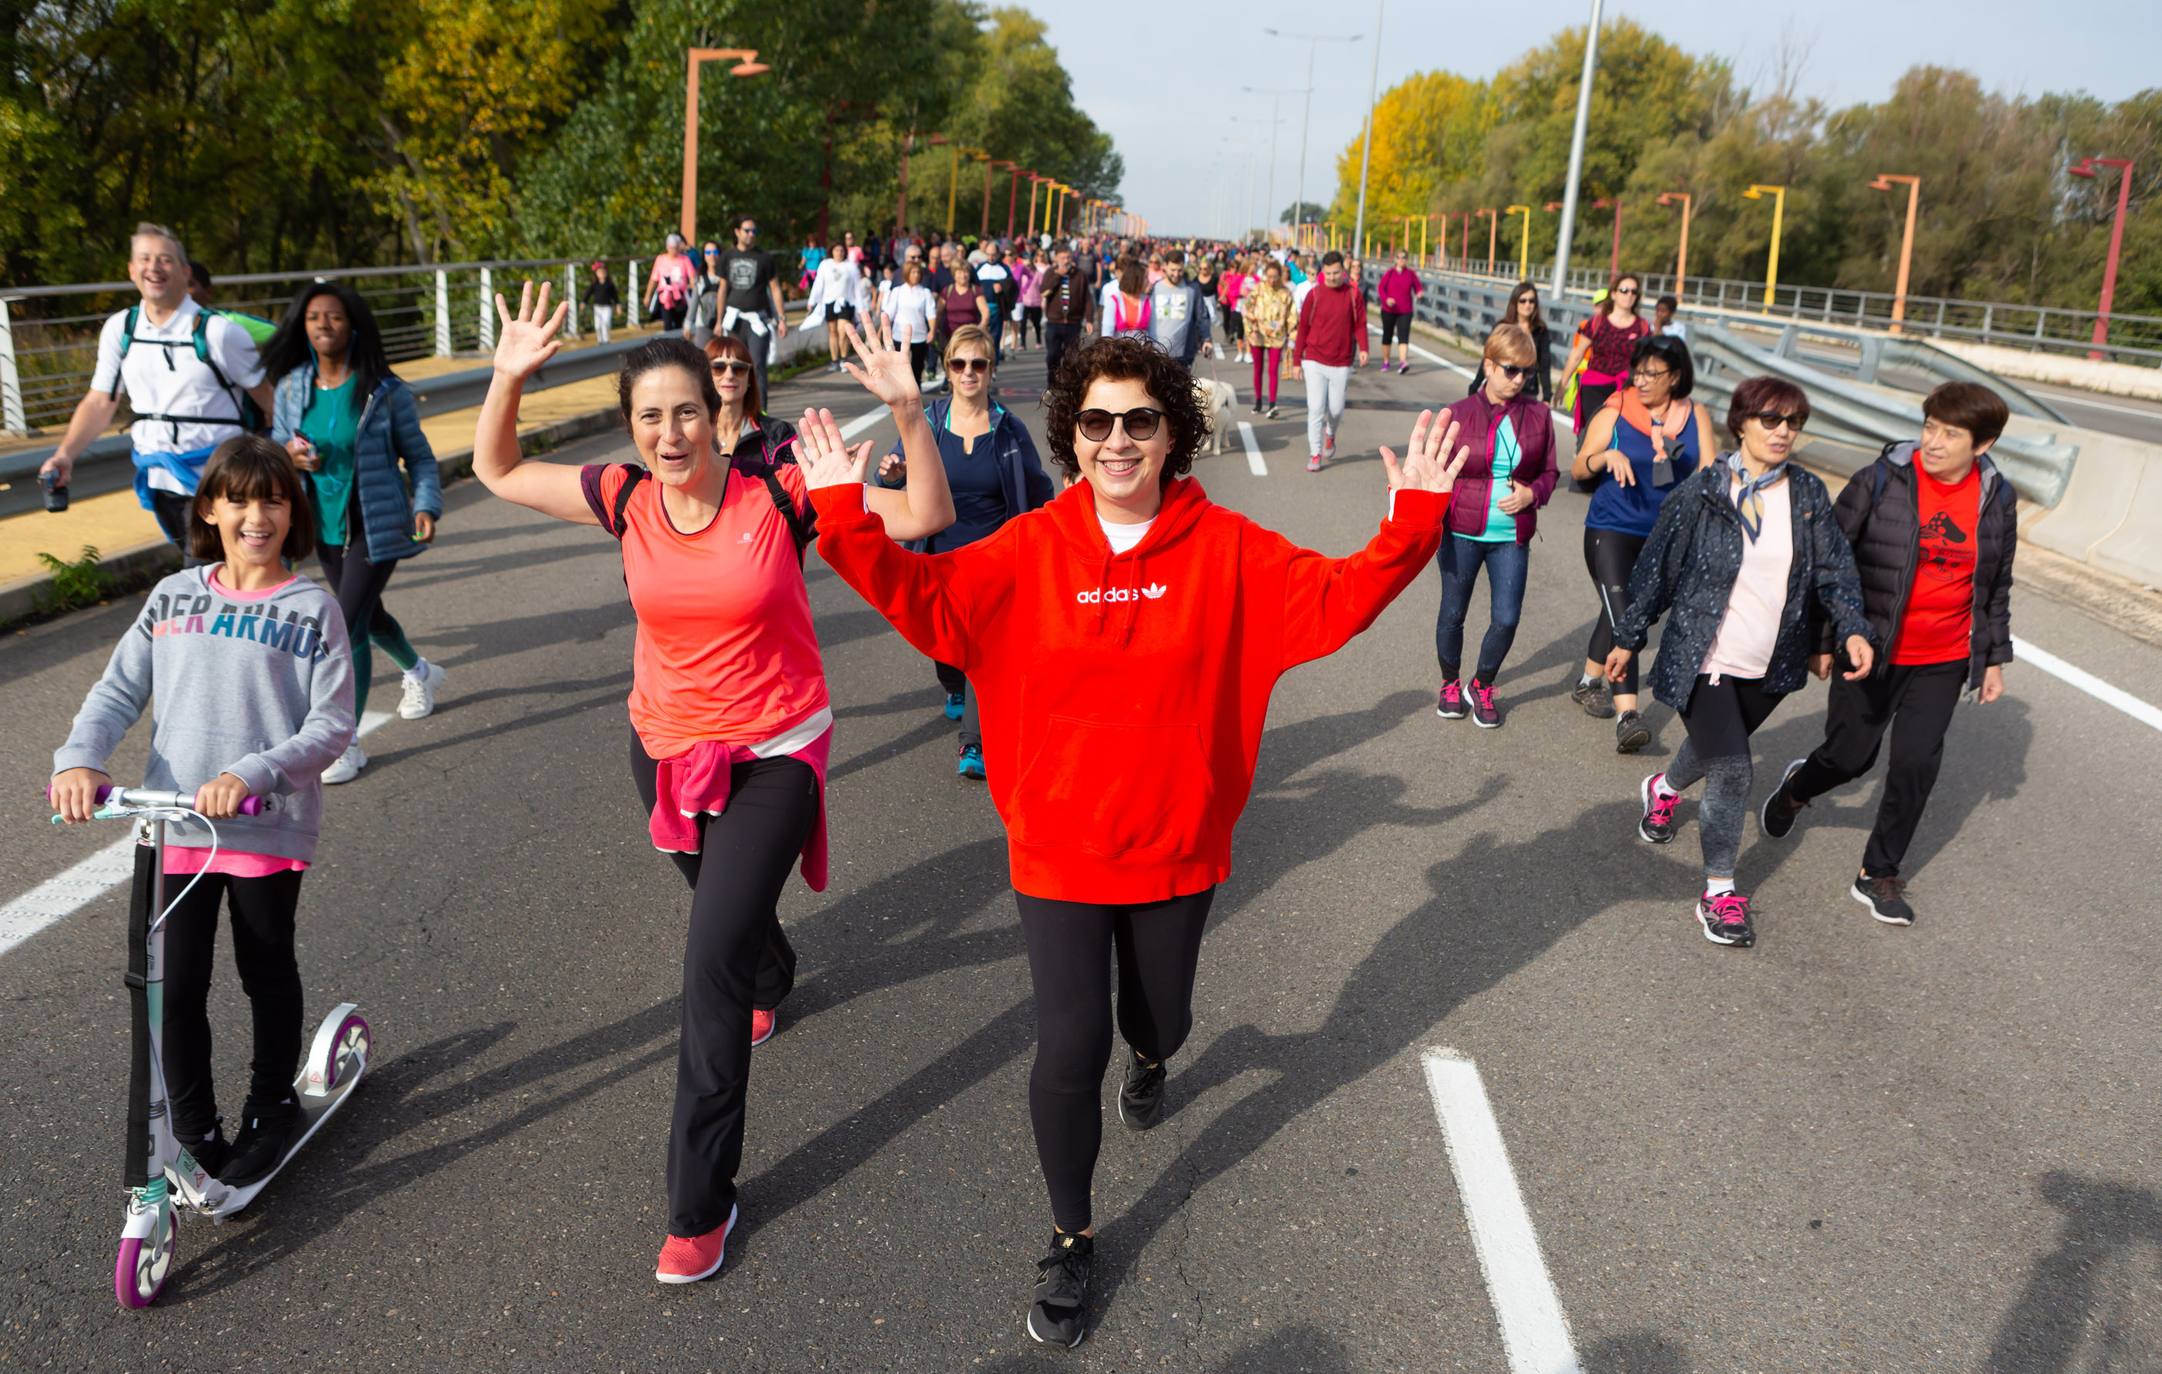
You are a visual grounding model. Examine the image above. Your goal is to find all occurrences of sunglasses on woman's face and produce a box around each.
[949,357,991,375]
[711,360,751,377]
[1753,411,1806,432]
[1076,406,1164,442]
[1488,362,1532,382]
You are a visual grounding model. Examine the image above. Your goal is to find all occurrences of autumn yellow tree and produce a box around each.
[1328,72,1492,251]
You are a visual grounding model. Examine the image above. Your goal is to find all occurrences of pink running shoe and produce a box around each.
[1696,891,1756,947]
[1468,678,1501,729]
[656,1203,739,1284]
[1322,430,1337,461]
[1306,454,1323,473]
[1436,680,1467,719]
[1638,773,1679,844]
[751,1008,777,1048]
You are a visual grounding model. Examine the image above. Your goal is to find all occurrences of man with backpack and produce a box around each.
[1757,382,2018,928]
[39,223,272,557]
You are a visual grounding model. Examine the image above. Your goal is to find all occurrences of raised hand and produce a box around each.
[839,314,924,409]
[493,280,568,383]
[796,407,876,490]
[1378,410,1473,494]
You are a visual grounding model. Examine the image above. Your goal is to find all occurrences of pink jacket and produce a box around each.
[1378,267,1422,314]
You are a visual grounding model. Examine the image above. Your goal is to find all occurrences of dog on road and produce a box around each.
[1193,374,1237,454]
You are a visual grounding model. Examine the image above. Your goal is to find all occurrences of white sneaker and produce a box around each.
[397,661,446,720]
[323,741,367,785]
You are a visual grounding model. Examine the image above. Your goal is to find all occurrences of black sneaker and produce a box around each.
[1851,875,1915,927]
[1435,679,1468,720]
[1638,773,1680,844]
[1026,1231,1093,1348]
[1266,404,1280,420]
[223,1096,301,1187]
[1615,709,1650,754]
[1761,758,1809,839]
[178,1123,230,1179]
[1116,1054,1165,1131]
[1250,402,1264,415]
[1468,678,1501,729]
[1696,890,1757,947]
[1571,676,1616,719]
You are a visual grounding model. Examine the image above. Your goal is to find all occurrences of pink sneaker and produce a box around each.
[1322,430,1337,461]
[1306,454,1323,473]
[656,1203,739,1284]
[751,1008,777,1048]
[1436,680,1467,719]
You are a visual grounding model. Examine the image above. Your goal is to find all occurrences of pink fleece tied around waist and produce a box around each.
[646,730,832,891]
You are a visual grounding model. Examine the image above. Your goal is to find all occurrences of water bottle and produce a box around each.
[39,467,68,513]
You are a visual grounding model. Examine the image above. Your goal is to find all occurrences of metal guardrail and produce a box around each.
[0,257,658,437]
[1396,255,2162,368]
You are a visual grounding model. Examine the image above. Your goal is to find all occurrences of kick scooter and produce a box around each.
[50,785,373,1309]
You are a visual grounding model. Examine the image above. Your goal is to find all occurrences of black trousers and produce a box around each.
[149,489,208,567]
[316,539,402,720]
[129,845,306,1147]
[1017,887,1214,1232]
[725,313,775,404]
[628,738,817,1236]
[1583,527,1647,694]
[1044,323,1083,384]
[934,660,983,751]
[1787,660,1966,878]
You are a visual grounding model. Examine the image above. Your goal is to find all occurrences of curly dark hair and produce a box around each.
[1042,336,1206,485]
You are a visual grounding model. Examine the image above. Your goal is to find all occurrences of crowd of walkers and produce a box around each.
[42,220,2023,1350]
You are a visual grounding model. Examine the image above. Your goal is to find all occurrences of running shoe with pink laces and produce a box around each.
[1468,678,1501,729]
[1638,773,1680,844]
[1435,680,1467,719]
[656,1202,738,1284]
[1695,891,1757,947]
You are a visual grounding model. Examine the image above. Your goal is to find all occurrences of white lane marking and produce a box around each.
[1,710,396,959]
[1238,421,1268,477]
[2026,387,2162,422]
[1422,1048,1582,1374]
[2012,635,2162,733]
[840,408,887,441]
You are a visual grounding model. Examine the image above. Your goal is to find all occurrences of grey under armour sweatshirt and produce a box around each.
[53,566,356,862]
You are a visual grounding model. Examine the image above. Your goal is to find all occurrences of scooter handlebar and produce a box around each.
[51,785,267,816]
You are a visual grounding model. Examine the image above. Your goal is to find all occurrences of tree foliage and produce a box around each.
[1325,19,2161,314]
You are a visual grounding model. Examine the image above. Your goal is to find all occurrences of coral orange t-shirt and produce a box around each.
[1891,465,1980,666]
[581,461,829,757]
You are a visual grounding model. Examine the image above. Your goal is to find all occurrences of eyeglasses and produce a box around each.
[740,225,758,235]
[949,357,991,375]
[1634,367,1673,383]
[704,248,721,256]
[1488,362,1532,382]
[1753,411,1806,431]
[710,360,751,377]
[1615,286,1639,295]
[1076,406,1164,442]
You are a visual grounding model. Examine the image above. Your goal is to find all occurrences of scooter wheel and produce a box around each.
[115,1204,178,1309]
[323,1011,371,1091]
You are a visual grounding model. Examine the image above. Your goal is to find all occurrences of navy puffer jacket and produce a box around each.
[272,363,442,564]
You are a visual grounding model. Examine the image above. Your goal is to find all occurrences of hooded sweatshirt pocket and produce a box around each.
[1011,715,1215,861]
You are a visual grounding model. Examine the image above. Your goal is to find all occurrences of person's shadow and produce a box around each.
[1986,1171,2162,1371]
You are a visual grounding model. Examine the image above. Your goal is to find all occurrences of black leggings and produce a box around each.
[1381,309,1412,346]
[628,737,817,1236]
[316,540,407,720]
[1583,527,1647,694]
[1022,304,1044,345]
[130,845,305,1147]
[1017,887,1214,1232]
[908,342,929,385]
[1666,675,1787,879]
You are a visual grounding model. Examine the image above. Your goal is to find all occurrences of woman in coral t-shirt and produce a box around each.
[469,283,954,1286]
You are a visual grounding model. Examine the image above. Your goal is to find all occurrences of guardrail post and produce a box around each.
[434,270,452,356]
[628,259,642,329]
[1981,304,1993,338]
[564,263,580,339]
[478,267,495,353]
[0,298,24,436]
[1934,299,1947,332]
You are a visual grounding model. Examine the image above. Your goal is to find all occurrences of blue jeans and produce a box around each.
[1435,534,1528,682]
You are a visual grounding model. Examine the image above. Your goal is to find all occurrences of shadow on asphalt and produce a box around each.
[1581,1330,1693,1372]
[1985,1172,2162,1371]
[979,1320,1360,1371]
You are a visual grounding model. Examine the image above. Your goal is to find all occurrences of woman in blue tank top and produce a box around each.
[1568,335,1715,752]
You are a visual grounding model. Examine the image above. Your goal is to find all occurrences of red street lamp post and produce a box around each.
[1476,208,1499,274]
[1656,191,1692,301]
[680,48,769,241]
[995,161,1020,238]
[2069,155,2135,359]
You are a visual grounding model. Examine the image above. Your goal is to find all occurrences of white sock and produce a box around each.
[404,657,431,681]
[1653,773,1680,800]
[1705,877,1736,897]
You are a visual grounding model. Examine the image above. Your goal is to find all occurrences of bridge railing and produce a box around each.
[1400,255,2162,368]
[0,257,651,437]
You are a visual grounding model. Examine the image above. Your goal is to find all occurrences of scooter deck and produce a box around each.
[177,1049,367,1221]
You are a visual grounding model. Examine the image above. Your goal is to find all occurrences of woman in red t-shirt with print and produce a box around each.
[469,283,955,1286]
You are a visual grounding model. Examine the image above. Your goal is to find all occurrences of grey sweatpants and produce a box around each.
[1304,362,1350,456]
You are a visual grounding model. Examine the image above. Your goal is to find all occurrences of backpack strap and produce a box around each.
[758,466,814,564]
[111,306,140,398]
[608,465,649,538]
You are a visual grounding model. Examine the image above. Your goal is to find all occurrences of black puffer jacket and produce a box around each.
[1614,456,1872,712]
[1816,441,2016,691]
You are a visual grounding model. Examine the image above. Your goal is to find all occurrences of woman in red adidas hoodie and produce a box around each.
[793,332,1470,1349]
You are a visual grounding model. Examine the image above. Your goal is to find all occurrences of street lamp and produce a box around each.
[681,48,769,241]
[1260,28,1360,251]
[1505,204,1533,280]
[1868,174,1921,334]
[1241,89,1298,244]
[2069,155,2135,360]
[1656,191,1692,301]
[1743,183,1787,309]
[896,129,941,242]
[993,160,1018,239]
[1475,208,1499,274]
[974,149,996,238]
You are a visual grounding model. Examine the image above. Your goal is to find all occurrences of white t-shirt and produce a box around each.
[1701,473,1794,681]
[91,298,264,488]
[1100,514,1154,555]
[1292,279,1316,314]
[883,282,937,344]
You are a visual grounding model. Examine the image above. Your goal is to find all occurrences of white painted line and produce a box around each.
[1421,1048,1581,1374]
[840,407,887,440]
[2026,387,2162,421]
[2,709,397,959]
[2012,635,2162,733]
[1237,421,1268,477]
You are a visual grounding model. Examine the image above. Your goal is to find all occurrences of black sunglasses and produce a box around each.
[1490,363,1532,382]
[710,360,752,377]
[1076,406,1164,442]
[1753,411,1806,431]
[949,357,991,375]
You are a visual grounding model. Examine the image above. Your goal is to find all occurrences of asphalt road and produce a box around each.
[3,341,2158,1373]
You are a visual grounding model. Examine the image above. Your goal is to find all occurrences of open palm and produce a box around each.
[1378,410,1473,494]
[839,315,923,407]
[493,280,569,382]
[795,406,877,490]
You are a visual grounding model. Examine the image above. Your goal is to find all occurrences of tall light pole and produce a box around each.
[1349,1,1386,266]
[1549,0,1604,297]
[1243,87,1299,242]
[995,160,1019,239]
[1263,27,1360,249]
[1868,174,1920,334]
[1476,207,1499,274]
[1656,191,1692,300]
[2069,155,2135,360]
[1743,183,1787,309]
[681,47,769,241]
[1505,204,1533,279]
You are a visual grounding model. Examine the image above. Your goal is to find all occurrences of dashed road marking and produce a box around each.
[1238,421,1268,477]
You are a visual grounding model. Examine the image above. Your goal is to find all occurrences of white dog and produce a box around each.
[1192,375,1237,454]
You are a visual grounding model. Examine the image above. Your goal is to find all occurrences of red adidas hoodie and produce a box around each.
[810,476,1448,902]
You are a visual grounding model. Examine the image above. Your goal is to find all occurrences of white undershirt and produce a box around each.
[1100,514,1154,555]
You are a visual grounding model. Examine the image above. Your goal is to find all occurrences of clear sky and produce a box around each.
[1032,0,2160,238]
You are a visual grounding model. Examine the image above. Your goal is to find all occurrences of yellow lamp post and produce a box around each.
[1656,191,1692,301]
[1868,174,1921,333]
[1743,184,1787,309]
[1505,204,1533,279]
